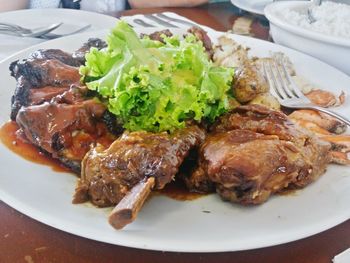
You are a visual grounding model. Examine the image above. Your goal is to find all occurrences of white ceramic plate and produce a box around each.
[0,28,349,252]
[0,8,118,60]
[231,0,272,15]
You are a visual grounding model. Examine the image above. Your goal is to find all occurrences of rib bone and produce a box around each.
[109,177,155,230]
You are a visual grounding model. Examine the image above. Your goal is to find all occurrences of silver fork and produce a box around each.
[263,57,350,126]
[0,22,63,38]
[38,24,91,39]
[143,14,179,28]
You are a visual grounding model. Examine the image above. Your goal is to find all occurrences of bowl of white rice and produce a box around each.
[264,1,350,75]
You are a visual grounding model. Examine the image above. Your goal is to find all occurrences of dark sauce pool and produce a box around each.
[0,121,70,173]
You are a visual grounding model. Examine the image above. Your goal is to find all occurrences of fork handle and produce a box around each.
[295,105,350,126]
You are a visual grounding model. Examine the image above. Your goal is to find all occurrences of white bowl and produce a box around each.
[264,1,350,76]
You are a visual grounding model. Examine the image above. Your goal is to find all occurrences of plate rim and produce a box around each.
[230,0,268,15]
[0,27,349,252]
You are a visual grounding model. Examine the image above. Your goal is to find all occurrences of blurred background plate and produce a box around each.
[0,8,118,60]
[231,0,272,15]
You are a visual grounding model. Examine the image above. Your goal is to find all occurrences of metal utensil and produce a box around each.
[0,22,63,38]
[307,0,322,24]
[155,13,197,27]
[133,19,155,28]
[0,22,32,33]
[263,57,350,126]
[39,24,91,39]
[143,14,178,28]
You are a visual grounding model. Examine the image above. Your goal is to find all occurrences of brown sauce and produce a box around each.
[154,180,208,201]
[0,121,71,173]
[0,121,207,201]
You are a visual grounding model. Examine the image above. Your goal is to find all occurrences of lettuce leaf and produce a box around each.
[80,21,234,132]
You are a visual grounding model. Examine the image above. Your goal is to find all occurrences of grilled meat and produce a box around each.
[10,58,80,120]
[141,27,213,59]
[74,125,205,207]
[188,26,213,59]
[185,105,331,204]
[142,29,173,43]
[213,36,269,103]
[28,49,82,67]
[233,61,269,103]
[10,38,107,120]
[16,92,115,173]
[72,38,107,65]
[10,57,80,88]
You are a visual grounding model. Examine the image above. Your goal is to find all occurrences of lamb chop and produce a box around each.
[184,105,331,204]
[74,125,205,229]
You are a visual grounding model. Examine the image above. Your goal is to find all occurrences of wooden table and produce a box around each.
[1,3,349,263]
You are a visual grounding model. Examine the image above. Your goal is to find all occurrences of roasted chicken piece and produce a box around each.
[213,36,268,103]
[185,105,331,204]
[233,61,269,103]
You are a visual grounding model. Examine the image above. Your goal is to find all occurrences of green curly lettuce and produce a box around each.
[80,21,234,132]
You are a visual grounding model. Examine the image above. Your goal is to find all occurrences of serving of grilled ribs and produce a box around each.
[185,105,331,205]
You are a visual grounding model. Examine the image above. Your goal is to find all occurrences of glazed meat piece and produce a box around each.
[10,59,80,120]
[212,105,304,141]
[186,105,331,204]
[16,95,116,173]
[28,49,82,67]
[10,58,80,89]
[28,38,106,67]
[72,38,107,64]
[9,39,107,120]
[142,29,173,43]
[74,125,205,207]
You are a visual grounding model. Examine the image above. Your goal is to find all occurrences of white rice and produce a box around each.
[282,1,350,39]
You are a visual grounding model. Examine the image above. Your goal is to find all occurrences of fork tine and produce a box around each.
[263,60,282,100]
[274,58,295,98]
[279,58,305,98]
[22,22,63,38]
[267,60,290,100]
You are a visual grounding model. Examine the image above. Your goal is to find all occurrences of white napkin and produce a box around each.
[333,248,350,263]
[121,12,215,33]
[0,34,44,61]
